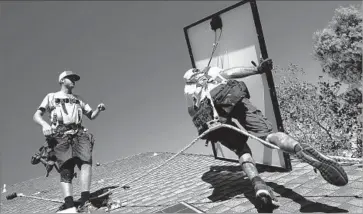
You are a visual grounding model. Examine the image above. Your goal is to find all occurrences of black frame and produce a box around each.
[183,0,292,171]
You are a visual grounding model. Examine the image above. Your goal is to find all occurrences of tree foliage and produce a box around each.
[273,64,362,157]
[312,5,362,84]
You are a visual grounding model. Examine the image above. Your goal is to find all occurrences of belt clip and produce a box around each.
[206,118,221,128]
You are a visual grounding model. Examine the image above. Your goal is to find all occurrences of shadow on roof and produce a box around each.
[267,182,349,213]
[201,165,351,213]
[56,185,119,212]
[202,165,276,213]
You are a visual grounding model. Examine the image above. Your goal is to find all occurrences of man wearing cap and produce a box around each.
[33,71,106,213]
[183,59,348,209]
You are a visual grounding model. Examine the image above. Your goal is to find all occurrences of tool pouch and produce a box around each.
[210,80,250,116]
[31,140,59,177]
[191,80,251,141]
[191,98,228,138]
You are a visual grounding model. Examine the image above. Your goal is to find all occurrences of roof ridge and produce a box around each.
[7,152,153,188]
[9,174,44,188]
[7,152,215,188]
[97,151,153,165]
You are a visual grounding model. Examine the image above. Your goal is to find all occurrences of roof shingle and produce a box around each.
[1,152,362,213]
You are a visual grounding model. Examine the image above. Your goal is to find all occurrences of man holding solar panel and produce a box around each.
[183,59,348,209]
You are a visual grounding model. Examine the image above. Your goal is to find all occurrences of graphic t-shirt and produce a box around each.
[184,67,227,117]
[38,91,92,130]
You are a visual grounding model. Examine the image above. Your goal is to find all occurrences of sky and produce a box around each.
[0,1,361,187]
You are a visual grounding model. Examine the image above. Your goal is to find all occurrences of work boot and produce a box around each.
[252,177,273,209]
[257,58,273,73]
[77,201,98,213]
[268,186,280,208]
[255,182,272,203]
[295,143,348,186]
[56,207,78,213]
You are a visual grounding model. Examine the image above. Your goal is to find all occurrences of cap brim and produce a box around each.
[66,74,80,81]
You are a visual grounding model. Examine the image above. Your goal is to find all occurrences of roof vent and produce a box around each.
[155,201,204,213]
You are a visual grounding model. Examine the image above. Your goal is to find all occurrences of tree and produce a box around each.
[311,4,362,157]
[273,64,362,157]
[312,5,362,85]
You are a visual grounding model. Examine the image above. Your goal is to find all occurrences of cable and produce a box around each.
[7,122,362,210]
[207,29,223,67]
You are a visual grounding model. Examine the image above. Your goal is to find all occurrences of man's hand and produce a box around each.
[87,103,106,120]
[42,123,52,136]
[256,58,273,74]
[97,103,106,111]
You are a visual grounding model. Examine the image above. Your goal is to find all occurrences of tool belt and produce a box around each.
[192,80,250,138]
[210,80,250,116]
[52,123,83,136]
[31,123,84,177]
[31,143,59,177]
[192,98,218,136]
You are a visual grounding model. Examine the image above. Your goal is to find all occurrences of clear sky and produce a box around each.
[0,1,360,187]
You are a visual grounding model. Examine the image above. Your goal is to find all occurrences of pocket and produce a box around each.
[192,99,215,135]
[88,133,95,146]
[78,131,94,145]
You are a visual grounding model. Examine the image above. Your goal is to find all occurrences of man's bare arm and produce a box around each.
[33,110,52,136]
[220,66,259,79]
[85,103,106,120]
[220,59,273,79]
[85,109,100,121]
[33,110,49,127]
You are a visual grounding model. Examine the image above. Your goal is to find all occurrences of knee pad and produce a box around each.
[239,153,256,166]
[60,166,74,183]
[266,132,298,154]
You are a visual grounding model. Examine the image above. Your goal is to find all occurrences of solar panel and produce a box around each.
[183,0,292,171]
[155,202,204,213]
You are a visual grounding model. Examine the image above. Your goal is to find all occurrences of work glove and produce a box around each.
[256,58,273,74]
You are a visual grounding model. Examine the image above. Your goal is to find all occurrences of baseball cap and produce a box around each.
[59,70,80,83]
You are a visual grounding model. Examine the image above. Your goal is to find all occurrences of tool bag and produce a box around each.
[30,124,84,177]
[31,141,59,177]
[209,79,250,116]
[191,79,250,137]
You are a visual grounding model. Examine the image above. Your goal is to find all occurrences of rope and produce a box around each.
[105,122,361,212]
[328,156,363,163]
[7,122,361,210]
[212,124,362,164]
[106,123,283,212]
[220,124,280,150]
[116,122,361,190]
[207,29,223,67]
[118,122,230,189]
[8,127,219,206]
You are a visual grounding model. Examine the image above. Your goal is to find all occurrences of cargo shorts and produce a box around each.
[217,97,274,157]
[46,128,95,169]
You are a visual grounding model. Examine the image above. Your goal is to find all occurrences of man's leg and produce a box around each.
[235,98,348,186]
[265,132,348,186]
[52,137,78,213]
[226,99,279,205]
[79,163,92,204]
[74,130,95,208]
[60,183,72,197]
[218,129,279,208]
[57,160,77,213]
[239,153,270,198]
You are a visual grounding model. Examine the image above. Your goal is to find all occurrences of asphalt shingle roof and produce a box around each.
[1,152,362,213]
